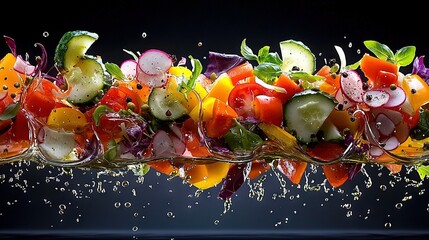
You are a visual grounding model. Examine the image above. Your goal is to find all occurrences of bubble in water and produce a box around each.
[357,49,361,54]
[122,181,129,187]
[214,220,220,225]
[385,222,392,228]
[124,202,132,208]
[380,185,387,191]
[132,226,139,231]
[43,31,49,37]
[114,202,121,208]
[395,203,403,209]
[167,211,174,218]
[346,210,353,217]
[142,32,147,38]
[197,42,203,47]
[348,42,353,48]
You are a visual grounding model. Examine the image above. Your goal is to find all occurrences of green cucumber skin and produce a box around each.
[280,39,316,74]
[54,30,99,71]
[284,90,337,144]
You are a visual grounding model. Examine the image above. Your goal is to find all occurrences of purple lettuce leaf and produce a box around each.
[412,55,429,84]
[218,162,251,200]
[203,51,246,78]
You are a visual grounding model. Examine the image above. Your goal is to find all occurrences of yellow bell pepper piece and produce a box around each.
[189,97,216,122]
[183,162,231,190]
[205,73,234,103]
[401,74,429,114]
[47,107,88,132]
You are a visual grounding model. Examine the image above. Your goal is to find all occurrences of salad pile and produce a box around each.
[1,30,429,200]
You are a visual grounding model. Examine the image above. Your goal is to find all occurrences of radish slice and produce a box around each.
[136,68,167,87]
[120,59,137,79]
[152,130,186,157]
[381,86,406,108]
[394,121,410,144]
[138,49,172,76]
[362,90,390,108]
[375,113,395,136]
[14,55,35,75]
[371,108,403,125]
[382,136,400,151]
[340,70,364,103]
[335,89,354,110]
[369,146,383,157]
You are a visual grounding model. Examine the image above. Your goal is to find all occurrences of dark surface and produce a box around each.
[2,0,429,239]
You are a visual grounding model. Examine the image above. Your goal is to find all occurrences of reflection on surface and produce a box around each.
[1,160,429,239]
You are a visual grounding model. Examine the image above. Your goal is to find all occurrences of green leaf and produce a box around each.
[104,139,118,161]
[259,52,282,65]
[417,165,429,180]
[129,163,151,176]
[105,62,126,80]
[395,46,416,67]
[364,40,395,62]
[240,39,258,61]
[224,120,263,154]
[347,59,361,70]
[410,109,429,140]
[0,102,20,120]
[93,105,113,126]
[188,56,202,89]
[288,71,324,82]
[253,62,283,83]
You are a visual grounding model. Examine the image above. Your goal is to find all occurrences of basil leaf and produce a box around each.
[410,109,429,140]
[253,62,282,83]
[105,62,126,80]
[364,40,395,62]
[224,120,263,154]
[257,46,270,63]
[417,165,429,180]
[240,39,258,61]
[129,163,151,176]
[0,102,20,120]
[187,55,202,90]
[93,105,113,126]
[259,52,282,65]
[395,46,416,67]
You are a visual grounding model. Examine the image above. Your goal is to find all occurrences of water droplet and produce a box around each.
[346,210,353,217]
[167,211,174,218]
[197,42,203,47]
[59,204,66,211]
[122,181,129,187]
[124,202,132,208]
[357,49,361,54]
[214,220,219,225]
[348,42,353,48]
[43,31,49,37]
[142,32,147,38]
[132,226,139,231]
[380,185,387,191]
[385,222,392,228]
[395,203,403,209]
[114,202,121,208]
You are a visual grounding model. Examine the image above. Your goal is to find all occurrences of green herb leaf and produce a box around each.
[288,71,324,82]
[224,119,263,154]
[346,59,361,70]
[417,165,429,180]
[104,139,118,161]
[129,163,151,176]
[240,39,258,61]
[395,46,416,67]
[105,62,126,80]
[93,105,113,126]
[364,40,395,62]
[410,109,429,140]
[253,62,283,83]
[0,102,20,120]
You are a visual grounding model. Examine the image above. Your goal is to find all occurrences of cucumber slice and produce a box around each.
[54,30,99,71]
[280,39,316,74]
[319,119,343,142]
[284,90,336,143]
[148,87,188,121]
[63,56,106,104]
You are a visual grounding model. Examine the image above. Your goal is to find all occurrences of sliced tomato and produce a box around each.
[23,79,61,119]
[253,95,283,126]
[99,85,141,114]
[306,140,346,162]
[277,158,307,184]
[322,162,351,188]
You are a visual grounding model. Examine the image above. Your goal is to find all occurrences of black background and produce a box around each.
[1,0,429,239]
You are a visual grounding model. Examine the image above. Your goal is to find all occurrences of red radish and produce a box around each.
[152,130,185,157]
[381,136,400,151]
[136,68,167,87]
[369,146,383,157]
[335,89,354,110]
[371,108,402,125]
[13,55,35,75]
[380,86,406,108]
[340,70,364,103]
[362,90,390,108]
[375,113,395,136]
[138,49,172,76]
[120,59,137,79]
